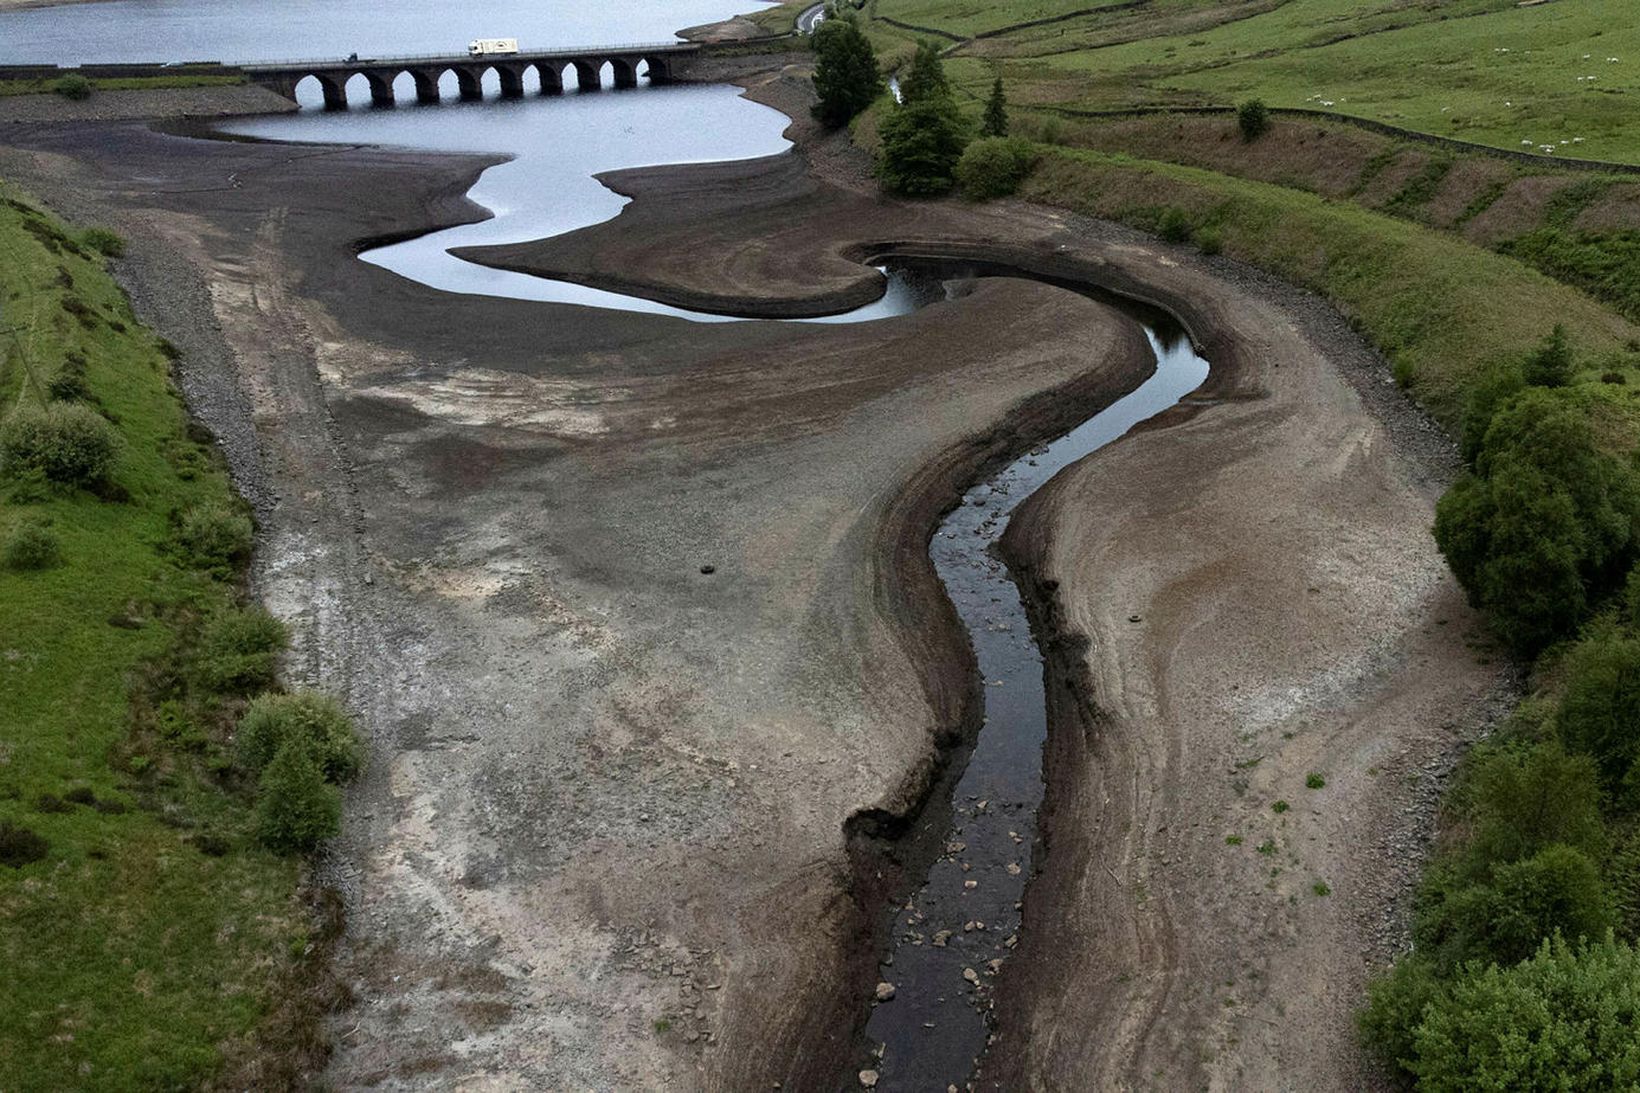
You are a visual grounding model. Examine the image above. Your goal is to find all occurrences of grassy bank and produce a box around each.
[0,73,246,98]
[0,188,328,1089]
[1024,143,1639,426]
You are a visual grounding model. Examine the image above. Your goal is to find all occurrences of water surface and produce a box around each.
[0,0,756,64]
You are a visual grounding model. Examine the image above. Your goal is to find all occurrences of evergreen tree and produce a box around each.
[811,16,882,129]
[879,41,970,196]
[900,40,951,104]
[878,96,970,195]
[982,76,1008,137]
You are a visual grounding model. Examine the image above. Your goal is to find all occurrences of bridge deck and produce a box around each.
[240,42,697,72]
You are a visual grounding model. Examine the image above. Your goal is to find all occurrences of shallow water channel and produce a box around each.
[1,2,1214,1085]
[863,263,1209,1089]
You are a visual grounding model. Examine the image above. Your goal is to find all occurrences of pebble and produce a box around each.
[875,982,896,1002]
[962,967,980,984]
[859,1070,879,1088]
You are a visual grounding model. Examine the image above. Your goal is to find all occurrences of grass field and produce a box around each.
[0,189,309,1090]
[865,0,1640,165]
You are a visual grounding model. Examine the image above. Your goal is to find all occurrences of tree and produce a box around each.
[982,76,1008,137]
[878,96,970,196]
[1433,387,1640,653]
[255,739,342,854]
[1558,635,1640,791]
[1409,935,1640,1091]
[1524,324,1576,388]
[900,40,951,104]
[878,41,970,196]
[811,15,881,129]
[1237,98,1270,141]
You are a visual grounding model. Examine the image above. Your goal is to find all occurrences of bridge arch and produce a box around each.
[608,57,638,90]
[295,72,349,110]
[641,54,673,84]
[570,58,600,91]
[534,60,565,95]
[409,68,440,105]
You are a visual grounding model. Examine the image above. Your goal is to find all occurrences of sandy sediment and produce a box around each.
[0,55,1508,1092]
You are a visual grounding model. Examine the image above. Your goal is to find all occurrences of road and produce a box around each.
[797,3,826,34]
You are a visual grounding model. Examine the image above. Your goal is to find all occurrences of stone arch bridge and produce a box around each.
[243,42,700,109]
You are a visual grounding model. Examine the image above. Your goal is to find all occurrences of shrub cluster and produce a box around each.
[0,402,120,488]
[237,690,363,854]
[47,352,90,403]
[1435,334,1640,653]
[2,522,62,572]
[955,136,1038,201]
[52,74,91,101]
[79,227,125,259]
[1366,323,1640,1084]
[174,503,254,574]
[192,607,288,696]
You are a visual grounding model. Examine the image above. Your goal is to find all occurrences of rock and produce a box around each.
[963,967,980,984]
[859,1070,879,1088]
[875,981,896,1002]
[963,879,978,889]
[932,930,951,947]
[699,564,716,575]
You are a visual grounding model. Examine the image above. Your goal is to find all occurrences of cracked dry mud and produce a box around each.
[0,63,1506,1091]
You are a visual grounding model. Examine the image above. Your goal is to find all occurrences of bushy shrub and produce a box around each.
[1417,845,1613,970]
[174,503,253,573]
[237,690,362,785]
[1196,226,1224,256]
[255,739,341,854]
[193,607,288,696]
[0,403,120,488]
[1433,387,1640,653]
[954,136,1038,200]
[1157,207,1194,243]
[79,227,124,258]
[1359,955,1445,1079]
[2,522,62,571]
[1457,360,1524,467]
[1462,742,1606,872]
[1557,634,1640,793]
[1408,935,1640,1090]
[1237,98,1270,142]
[52,74,91,101]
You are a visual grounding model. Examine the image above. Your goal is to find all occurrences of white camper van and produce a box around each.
[468,39,520,56]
